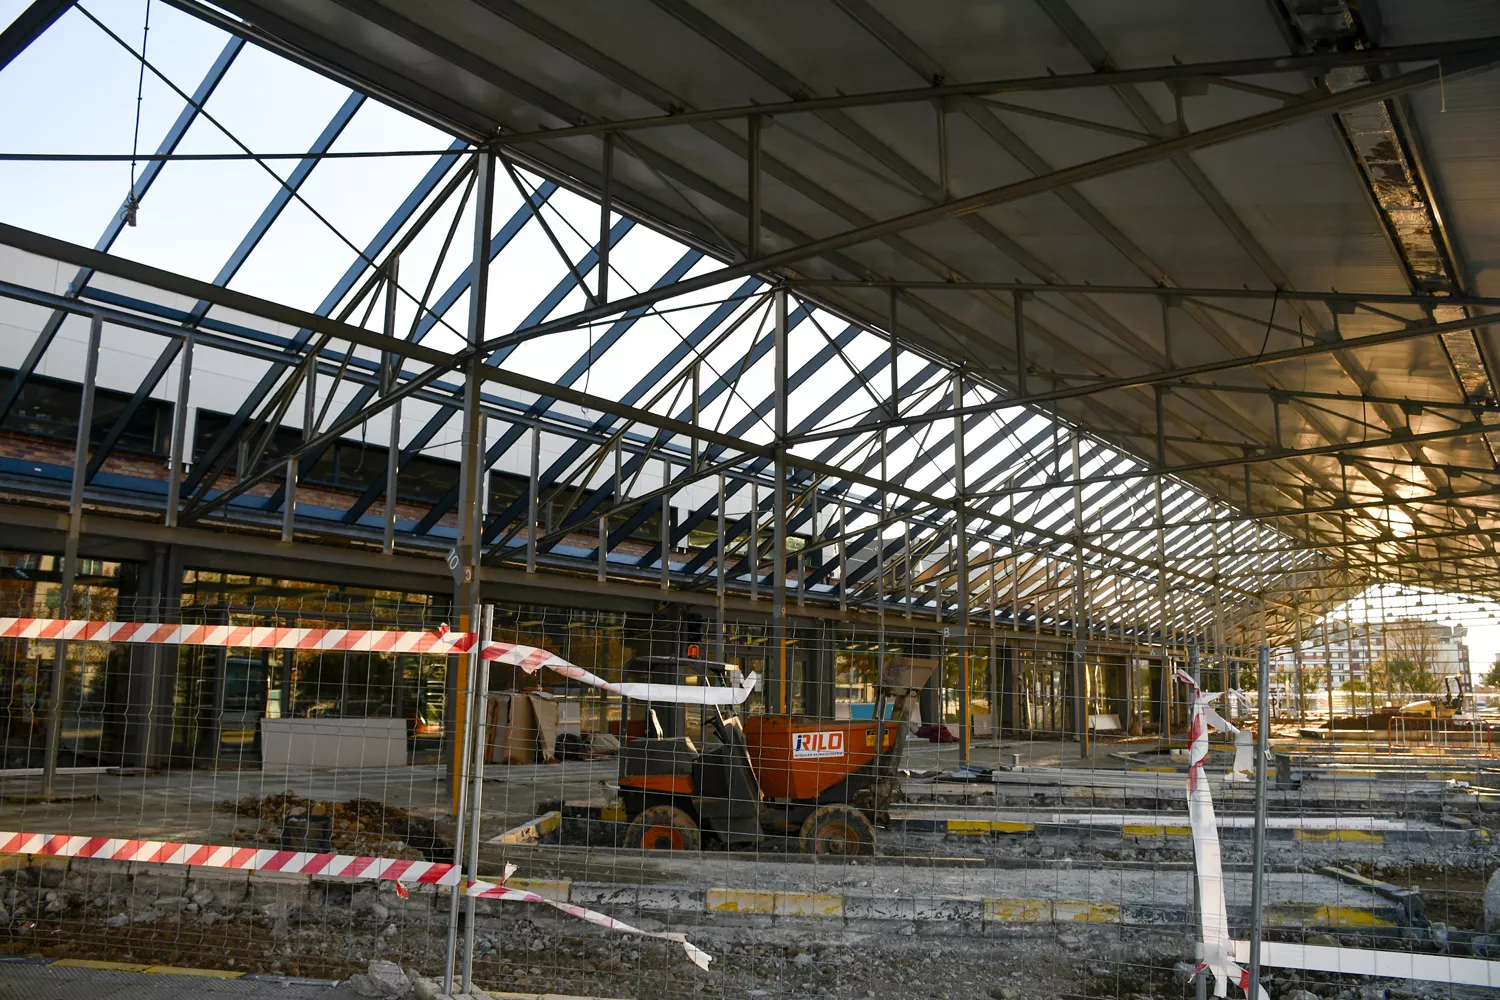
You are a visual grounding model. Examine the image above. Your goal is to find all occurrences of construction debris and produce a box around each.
[219,792,450,861]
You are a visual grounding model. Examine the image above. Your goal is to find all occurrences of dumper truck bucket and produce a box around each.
[880,658,936,694]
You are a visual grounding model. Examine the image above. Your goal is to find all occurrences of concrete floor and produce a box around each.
[0,963,353,1000]
[0,734,1482,847]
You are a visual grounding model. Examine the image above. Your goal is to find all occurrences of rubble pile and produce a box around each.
[219,792,450,861]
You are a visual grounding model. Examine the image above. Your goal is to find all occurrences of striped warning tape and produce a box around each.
[0,831,712,970]
[0,617,468,655]
[0,617,573,674]
[0,617,755,706]
[0,831,459,886]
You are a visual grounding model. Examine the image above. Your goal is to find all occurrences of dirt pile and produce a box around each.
[219,792,450,861]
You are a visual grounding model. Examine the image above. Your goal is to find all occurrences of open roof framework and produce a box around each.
[4,1,1500,654]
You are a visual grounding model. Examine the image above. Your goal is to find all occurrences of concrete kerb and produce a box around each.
[896,816,1476,846]
[6,853,1411,934]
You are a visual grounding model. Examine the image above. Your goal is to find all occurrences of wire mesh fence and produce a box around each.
[0,557,1496,999]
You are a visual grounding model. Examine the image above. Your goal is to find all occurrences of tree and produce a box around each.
[1382,657,1440,697]
[1481,657,1500,689]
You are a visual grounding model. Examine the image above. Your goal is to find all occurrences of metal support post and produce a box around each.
[749,483,759,601]
[747,115,762,259]
[954,368,970,762]
[903,521,912,618]
[382,257,401,555]
[283,355,314,542]
[598,135,612,303]
[164,331,193,528]
[888,289,900,411]
[1323,622,1335,722]
[1345,621,1358,719]
[716,474,727,601]
[1247,644,1271,1000]
[444,602,482,994]
[450,149,495,803]
[1013,290,1028,398]
[42,312,101,802]
[715,473,726,661]
[527,426,540,573]
[1073,430,1088,756]
[838,503,848,614]
[597,516,608,582]
[1154,475,1170,740]
[772,285,788,713]
[1292,592,1305,725]
[877,431,887,619]
[691,361,700,472]
[1189,642,1208,1000]
[988,570,998,743]
[460,604,494,994]
[661,458,672,590]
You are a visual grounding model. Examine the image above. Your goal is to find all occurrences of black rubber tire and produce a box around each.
[798,804,877,857]
[624,804,702,851]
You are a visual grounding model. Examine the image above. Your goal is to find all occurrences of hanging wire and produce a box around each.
[124,0,152,227]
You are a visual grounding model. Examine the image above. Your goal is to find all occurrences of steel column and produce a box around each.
[527,426,540,574]
[661,458,672,590]
[383,258,401,555]
[1073,430,1089,755]
[451,151,496,800]
[772,285,788,713]
[164,332,193,528]
[1247,644,1271,1000]
[41,312,101,801]
[954,367,970,761]
[598,134,612,303]
[459,603,494,994]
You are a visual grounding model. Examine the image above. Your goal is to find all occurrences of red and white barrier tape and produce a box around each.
[0,617,458,654]
[0,618,756,706]
[464,876,711,969]
[1173,669,1268,1000]
[0,830,458,885]
[0,831,711,969]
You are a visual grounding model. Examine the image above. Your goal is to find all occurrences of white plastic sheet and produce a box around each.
[1174,668,1269,1000]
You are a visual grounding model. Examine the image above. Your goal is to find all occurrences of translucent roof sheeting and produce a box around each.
[3,1,1500,647]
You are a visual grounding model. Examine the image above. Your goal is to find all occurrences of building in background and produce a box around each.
[1275,619,1472,701]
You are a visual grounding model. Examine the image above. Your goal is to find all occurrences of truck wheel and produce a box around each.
[799,804,876,857]
[625,805,701,851]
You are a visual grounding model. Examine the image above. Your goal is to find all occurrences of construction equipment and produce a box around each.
[616,656,935,855]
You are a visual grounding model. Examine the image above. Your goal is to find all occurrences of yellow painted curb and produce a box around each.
[143,965,243,978]
[1122,824,1193,838]
[773,891,843,917]
[706,888,776,914]
[946,819,1035,835]
[51,959,151,972]
[484,992,630,1000]
[1295,830,1383,843]
[1052,901,1121,923]
[508,877,571,902]
[1261,904,1395,928]
[983,898,1051,922]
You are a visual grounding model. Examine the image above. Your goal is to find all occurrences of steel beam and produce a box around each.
[489,37,1500,144]
[793,307,1500,444]
[0,0,73,73]
[482,54,1491,354]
